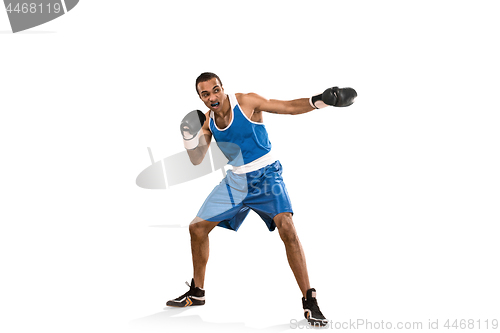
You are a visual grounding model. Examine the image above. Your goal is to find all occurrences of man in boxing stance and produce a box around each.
[166,72,357,326]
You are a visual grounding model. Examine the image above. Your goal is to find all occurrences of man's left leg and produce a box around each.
[274,212,328,326]
[274,212,310,297]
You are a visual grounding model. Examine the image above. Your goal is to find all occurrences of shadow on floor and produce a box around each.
[129,307,298,332]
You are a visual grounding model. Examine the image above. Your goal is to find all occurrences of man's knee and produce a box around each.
[189,217,217,239]
[274,212,293,229]
[189,219,205,238]
[275,213,298,242]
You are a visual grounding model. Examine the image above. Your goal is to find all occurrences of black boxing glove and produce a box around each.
[180,110,206,149]
[309,87,357,108]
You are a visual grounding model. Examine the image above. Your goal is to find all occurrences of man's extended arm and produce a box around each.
[243,87,357,115]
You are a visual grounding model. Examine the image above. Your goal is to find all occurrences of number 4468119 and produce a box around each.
[5,3,62,14]
[444,319,499,330]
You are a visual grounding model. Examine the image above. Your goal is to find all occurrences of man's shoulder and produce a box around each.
[234,92,245,100]
[235,92,260,107]
[235,92,258,99]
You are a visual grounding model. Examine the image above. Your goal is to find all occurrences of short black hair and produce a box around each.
[196,72,222,95]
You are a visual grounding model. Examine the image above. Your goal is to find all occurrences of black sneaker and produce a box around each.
[166,278,205,307]
[302,288,328,327]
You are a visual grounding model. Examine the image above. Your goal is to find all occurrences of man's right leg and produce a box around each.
[166,217,219,307]
[189,217,219,289]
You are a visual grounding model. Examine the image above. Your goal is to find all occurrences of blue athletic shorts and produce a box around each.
[196,160,293,231]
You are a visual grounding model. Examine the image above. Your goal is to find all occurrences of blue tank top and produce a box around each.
[209,93,272,166]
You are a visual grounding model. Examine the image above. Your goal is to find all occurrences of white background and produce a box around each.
[1,1,499,332]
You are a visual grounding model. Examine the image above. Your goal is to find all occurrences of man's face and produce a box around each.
[197,78,225,112]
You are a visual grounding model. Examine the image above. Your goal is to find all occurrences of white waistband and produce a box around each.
[231,152,276,174]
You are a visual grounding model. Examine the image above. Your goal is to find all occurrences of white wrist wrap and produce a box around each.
[183,130,202,150]
[309,94,328,109]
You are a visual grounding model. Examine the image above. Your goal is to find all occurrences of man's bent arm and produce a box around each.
[186,132,211,165]
[184,112,212,165]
